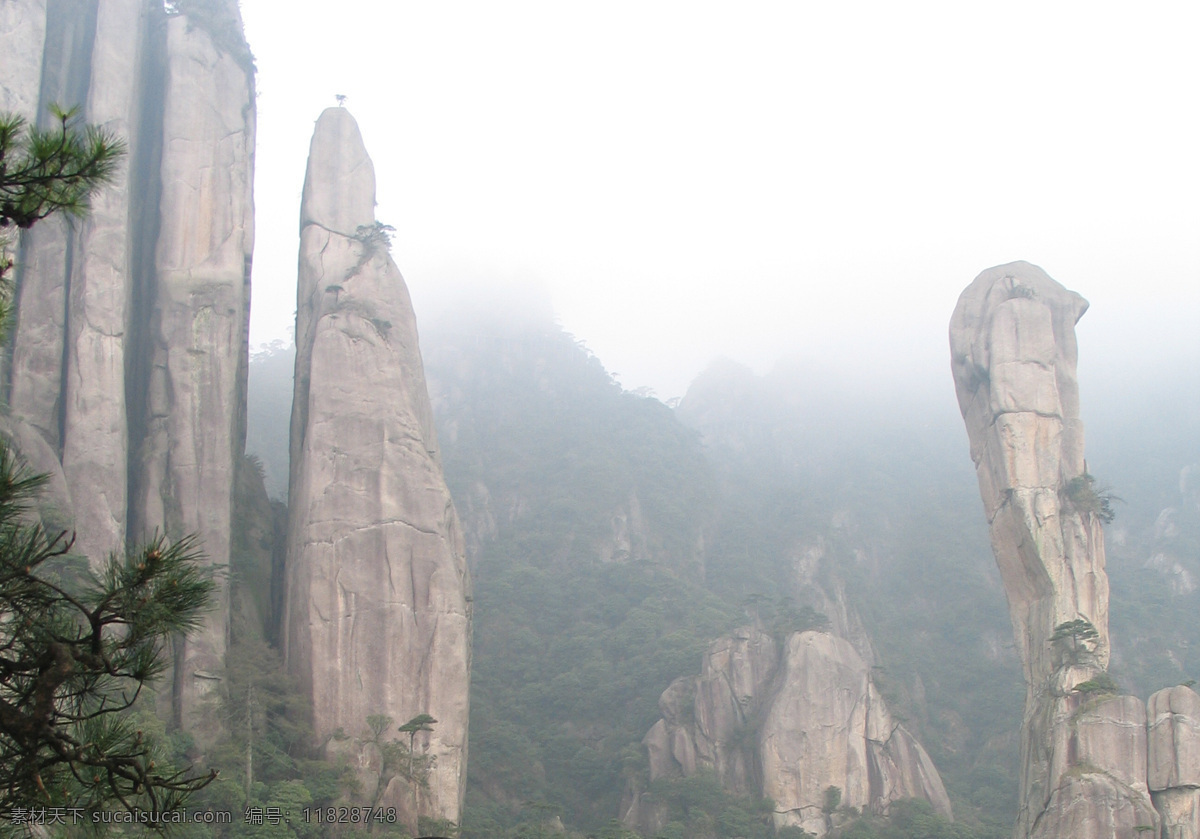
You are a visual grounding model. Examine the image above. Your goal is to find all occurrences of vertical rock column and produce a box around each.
[2,0,257,744]
[285,108,471,829]
[0,0,47,396]
[135,1,255,739]
[950,262,1158,838]
[1148,686,1200,839]
[6,0,98,451]
[60,0,153,566]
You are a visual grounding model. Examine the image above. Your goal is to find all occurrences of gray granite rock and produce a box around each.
[284,107,471,830]
[951,262,1155,837]
[624,627,949,838]
[1149,686,1200,792]
[0,0,46,117]
[61,0,152,569]
[131,0,255,742]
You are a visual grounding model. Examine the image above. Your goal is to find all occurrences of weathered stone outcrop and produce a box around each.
[1027,773,1159,838]
[0,0,48,292]
[763,632,950,835]
[950,262,1157,837]
[789,539,876,666]
[6,0,98,447]
[2,0,255,742]
[1148,686,1200,839]
[623,627,950,837]
[61,0,152,568]
[134,0,255,740]
[284,107,471,829]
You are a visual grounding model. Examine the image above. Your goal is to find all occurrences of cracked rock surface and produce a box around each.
[951,262,1159,838]
[2,0,255,743]
[283,107,471,829]
[1149,685,1200,839]
[623,627,950,838]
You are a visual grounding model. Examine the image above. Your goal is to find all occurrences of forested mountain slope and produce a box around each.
[243,307,1197,838]
[422,317,736,836]
[415,315,1012,838]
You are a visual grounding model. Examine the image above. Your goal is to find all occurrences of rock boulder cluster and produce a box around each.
[622,626,951,837]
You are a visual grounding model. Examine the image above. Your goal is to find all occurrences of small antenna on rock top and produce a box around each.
[335,94,347,107]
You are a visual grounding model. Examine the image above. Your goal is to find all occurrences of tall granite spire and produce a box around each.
[950,262,1158,838]
[284,107,472,829]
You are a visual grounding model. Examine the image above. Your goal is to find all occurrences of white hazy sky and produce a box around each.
[241,1,1199,401]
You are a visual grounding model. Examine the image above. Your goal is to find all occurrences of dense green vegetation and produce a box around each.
[233,307,1197,839]
[422,324,741,836]
[414,320,1024,839]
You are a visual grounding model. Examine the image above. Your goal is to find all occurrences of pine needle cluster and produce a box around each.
[0,107,125,232]
[0,446,217,823]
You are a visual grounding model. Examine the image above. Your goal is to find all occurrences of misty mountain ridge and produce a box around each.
[237,299,1197,837]
[5,2,1196,836]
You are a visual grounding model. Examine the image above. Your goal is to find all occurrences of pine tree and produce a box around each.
[0,450,217,819]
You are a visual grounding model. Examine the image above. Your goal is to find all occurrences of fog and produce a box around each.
[241,1,1199,404]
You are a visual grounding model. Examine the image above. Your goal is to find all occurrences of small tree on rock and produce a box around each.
[397,714,437,781]
[1050,618,1101,665]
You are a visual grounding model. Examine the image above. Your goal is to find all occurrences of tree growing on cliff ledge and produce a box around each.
[1063,473,1120,525]
[1050,618,1101,666]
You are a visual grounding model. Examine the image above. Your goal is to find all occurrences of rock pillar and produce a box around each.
[1148,686,1200,839]
[284,107,471,830]
[134,0,255,740]
[950,261,1158,837]
[2,0,256,744]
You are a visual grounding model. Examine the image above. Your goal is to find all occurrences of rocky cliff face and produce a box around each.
[623,626,951,837]
[1148,685,1200,839]
[283,107,471,829]
[0,0,47,118]
[137,1,255,739]
[950,262,1160,837]
[1,0,255,741]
